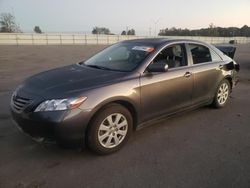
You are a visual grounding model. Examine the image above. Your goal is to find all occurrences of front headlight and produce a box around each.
[34,96,87,112]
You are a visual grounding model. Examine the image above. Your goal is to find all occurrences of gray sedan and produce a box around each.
[10,38,239,154]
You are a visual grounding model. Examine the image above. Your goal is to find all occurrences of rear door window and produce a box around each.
[189,44,212,64]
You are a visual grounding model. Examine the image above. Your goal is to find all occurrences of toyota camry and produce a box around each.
[10,38,240,154]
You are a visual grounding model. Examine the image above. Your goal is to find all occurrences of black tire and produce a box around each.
[212,79,231,108]
[87,103,133,155]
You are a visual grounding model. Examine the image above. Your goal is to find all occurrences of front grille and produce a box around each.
[11,94,31,112]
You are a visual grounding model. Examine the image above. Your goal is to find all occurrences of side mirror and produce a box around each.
[147,63,168,73]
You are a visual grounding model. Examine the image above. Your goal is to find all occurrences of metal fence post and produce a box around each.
[60,34,62,45]
[85,34,87,45]
[46,34,48,45]
[16,34,18,46]
[96,34,98,45]
[32,34,34,45]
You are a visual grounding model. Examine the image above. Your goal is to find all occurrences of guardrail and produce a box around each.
[0,33,249,45]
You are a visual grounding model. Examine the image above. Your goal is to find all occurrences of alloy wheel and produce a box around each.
[98,113,128,148]
[217,83,229,105]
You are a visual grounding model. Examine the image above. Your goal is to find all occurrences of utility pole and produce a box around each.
[153,18,161,37]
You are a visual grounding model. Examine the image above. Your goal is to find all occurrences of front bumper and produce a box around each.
[11,108,93,147]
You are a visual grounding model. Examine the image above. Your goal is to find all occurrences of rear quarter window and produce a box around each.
[210,49,222,62]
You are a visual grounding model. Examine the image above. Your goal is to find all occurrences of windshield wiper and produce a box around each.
[85,64,114,71]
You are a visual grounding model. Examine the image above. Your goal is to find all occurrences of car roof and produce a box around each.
[121,38,208,47]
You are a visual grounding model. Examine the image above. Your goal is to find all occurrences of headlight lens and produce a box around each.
[34,96,87,112]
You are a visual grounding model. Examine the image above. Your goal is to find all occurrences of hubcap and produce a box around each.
[98,113,128,148]
[217,83,229,105]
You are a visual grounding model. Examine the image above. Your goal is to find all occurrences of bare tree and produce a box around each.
[0,13,20,32]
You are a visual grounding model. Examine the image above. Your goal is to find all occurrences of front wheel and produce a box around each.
[212,79,231,108]
[87,104,133,155]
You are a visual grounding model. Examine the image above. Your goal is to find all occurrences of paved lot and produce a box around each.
[0,44,250,188]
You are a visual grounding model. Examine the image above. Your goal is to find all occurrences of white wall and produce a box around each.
[0,33,249,45]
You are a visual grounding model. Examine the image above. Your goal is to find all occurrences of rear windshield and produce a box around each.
[83,43,155,72]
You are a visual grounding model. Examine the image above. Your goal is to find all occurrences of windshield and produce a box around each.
[83,43,154,72]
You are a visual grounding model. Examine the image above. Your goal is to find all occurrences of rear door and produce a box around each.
[140,43,193,122]
[187,43,224,104]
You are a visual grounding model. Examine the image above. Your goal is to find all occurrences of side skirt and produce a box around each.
[136,101,211,130]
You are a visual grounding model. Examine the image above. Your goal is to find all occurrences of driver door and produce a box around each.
[140,43,193,122]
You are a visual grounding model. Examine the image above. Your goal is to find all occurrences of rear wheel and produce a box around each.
[212,79,231,108]
[87,104,132,155]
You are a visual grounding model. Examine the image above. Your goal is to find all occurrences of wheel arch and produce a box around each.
[86,98,139,134]
[112,100,138,130]
[224,75,233,90]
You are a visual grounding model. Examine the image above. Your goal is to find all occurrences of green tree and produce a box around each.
[127,29,135,35]
[34,26,42,33]
[158,25,250,37]
[92,27,110,35]
[240,25,250,37]
[121,30,126,35]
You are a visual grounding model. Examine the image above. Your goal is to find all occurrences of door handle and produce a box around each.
[184,72,192,78]
[219,65,224,69]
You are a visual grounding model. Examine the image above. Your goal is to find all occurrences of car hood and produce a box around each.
[20,64,128,98]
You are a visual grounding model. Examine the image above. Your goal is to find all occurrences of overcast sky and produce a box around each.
[0,0,249,35]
